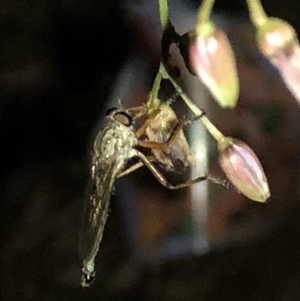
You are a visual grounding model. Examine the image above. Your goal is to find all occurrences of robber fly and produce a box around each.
[79,107,139,287]
[79,107,208,287]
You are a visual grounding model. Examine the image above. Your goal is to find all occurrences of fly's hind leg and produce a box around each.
[116,157,157,179]
[117,154,238,192]
[137,151,207,190]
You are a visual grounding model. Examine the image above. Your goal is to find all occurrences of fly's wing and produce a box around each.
[79,153,117,266]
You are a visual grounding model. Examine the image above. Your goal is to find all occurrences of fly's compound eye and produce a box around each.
[106,107,118,116]
[113,111,133,127]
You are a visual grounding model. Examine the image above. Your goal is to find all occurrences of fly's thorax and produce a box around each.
[93,120,138,162]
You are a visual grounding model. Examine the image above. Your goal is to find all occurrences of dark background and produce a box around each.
[2,0,300,300]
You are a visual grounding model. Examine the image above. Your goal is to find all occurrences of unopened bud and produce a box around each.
[257,18,296,57]
[188,22,239,108]
[218,137,270,202]
[257,18,300,102]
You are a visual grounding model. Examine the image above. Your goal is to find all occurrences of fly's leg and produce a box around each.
[116,162,145,178]
[135,118,152,139]
[134,108,164,139]
[137,111,206,150]
[116,153,235,191]
[137,151,207,190]
[117,156,238,192]
[138,118,184,149]
[124,105,147,121]
[207,176,240,193]
[116,157,159,178]
[120,107,226,190]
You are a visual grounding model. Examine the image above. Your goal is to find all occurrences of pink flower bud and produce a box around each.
[218,138,270,202]
[257,18,296,58]
[189,22,239,108]
[257,18,300,102]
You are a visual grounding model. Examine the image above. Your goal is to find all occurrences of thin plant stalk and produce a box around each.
[159,63,224,144]
[246,0,268,27]
[197,0,215,23]
[158,0,169,29]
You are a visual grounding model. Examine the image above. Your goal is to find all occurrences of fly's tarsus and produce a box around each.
[81,270,95,288]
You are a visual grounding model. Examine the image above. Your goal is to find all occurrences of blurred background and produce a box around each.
[2,0,300,300]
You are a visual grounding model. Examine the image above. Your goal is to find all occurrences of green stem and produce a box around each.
[148,71,162,113]
[197,0,215,24]
[158,0,169,29]
[147,0,170,113]
[159,63,224,143]
[246,0,268,27]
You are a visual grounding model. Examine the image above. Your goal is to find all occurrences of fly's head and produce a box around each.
[93,108,136,157]
[93,107,139,163]
[106,107,133,127]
